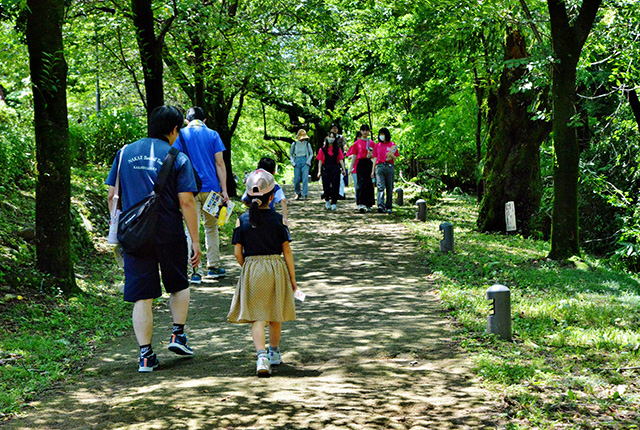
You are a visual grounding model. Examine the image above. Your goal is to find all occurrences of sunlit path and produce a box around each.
[7,183,497,430]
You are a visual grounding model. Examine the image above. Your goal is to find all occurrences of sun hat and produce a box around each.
[246,168,275,198]
[295,129,309,141]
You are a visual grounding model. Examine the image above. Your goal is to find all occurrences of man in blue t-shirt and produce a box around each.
[173,107,229,283]
[106,106,201,373]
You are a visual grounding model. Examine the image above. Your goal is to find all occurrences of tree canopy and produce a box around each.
[2,0,640,286]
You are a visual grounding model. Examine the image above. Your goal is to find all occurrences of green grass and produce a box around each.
[0,165,242,419]
[0,165,132,418]
[401,193,640,429]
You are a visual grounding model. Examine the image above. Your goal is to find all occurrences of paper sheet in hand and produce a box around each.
[202,191,222,216]
[294,289,306,302]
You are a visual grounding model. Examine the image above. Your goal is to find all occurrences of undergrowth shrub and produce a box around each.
[70,108,145,165]
[0,105,35,191]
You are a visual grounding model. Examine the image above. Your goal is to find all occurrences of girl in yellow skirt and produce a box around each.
[228,169,297,377]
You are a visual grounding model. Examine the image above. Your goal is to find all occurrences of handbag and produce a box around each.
[178,132,203,195]
[116,147,179,255]
[107,147,125,244]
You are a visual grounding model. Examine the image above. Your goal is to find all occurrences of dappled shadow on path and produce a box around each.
[6,184,496,430]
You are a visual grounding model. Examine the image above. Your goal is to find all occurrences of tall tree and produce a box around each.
[547,0,602,259]
[130,0,175,123]
[477,29,551,235]
[26,0,80,295]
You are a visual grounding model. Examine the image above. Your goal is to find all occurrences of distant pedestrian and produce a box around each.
[173,107,228,283]
[347,124,375,212]
[317,131,347,210]
[228,169,297,377]
[348,131,362,197]
[106,106,201,373]
[330,123,348,199]
[289,129,314,200]
[372,127,399,213]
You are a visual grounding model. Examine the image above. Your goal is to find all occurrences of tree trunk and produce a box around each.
[131,0,165,123]
[626,87,640,132]
[546,0,602,260]
[26,0,80,295]
[477,29,551,236]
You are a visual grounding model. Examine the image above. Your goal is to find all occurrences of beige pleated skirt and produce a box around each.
[227,254,296,324]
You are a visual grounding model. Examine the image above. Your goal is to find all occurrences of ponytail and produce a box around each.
[248,189,274,228]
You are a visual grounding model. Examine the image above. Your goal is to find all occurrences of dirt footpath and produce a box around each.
[6,184,498,429]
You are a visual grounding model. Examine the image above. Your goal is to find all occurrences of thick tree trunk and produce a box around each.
[546,0,602,260]
[131,0,164,122]
[477,29,551,236]
[26,0,80,295]
[549,63,581,258]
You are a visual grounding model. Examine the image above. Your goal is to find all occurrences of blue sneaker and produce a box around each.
[168,334,194,356]
[190,273,202,284]
[207,267,226,278]
[268,348,282,366]
[138,354,159,373]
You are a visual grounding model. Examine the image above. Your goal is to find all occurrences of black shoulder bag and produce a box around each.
[117,147,179,255]
[178,132,203,195]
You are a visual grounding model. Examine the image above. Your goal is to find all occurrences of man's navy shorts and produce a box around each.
[123,239,189,303]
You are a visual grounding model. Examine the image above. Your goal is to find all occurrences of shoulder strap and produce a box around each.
[154,147,179,194]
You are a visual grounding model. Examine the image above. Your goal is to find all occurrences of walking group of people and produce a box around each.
[106,106,400,377]
[107,106,296,377]
[290,123,400,213]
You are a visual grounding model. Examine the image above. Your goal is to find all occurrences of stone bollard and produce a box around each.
[416,199,427,221]
[486,284,512,341]
[439,222,454,253]
[395,188,403,206]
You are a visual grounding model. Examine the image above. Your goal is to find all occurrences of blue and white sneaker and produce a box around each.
[207,267,226,278]
[138,354,159,373]
[256,355,271,377]
[268,348,282,366]
[190,273,202,284]
[168,334,194,356]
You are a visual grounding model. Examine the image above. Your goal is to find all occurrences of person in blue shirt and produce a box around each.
[173,107,229,283]
[106,105,201,373]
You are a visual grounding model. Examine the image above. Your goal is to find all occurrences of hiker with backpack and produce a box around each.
[173,107,229,283]
[106,106,201,373]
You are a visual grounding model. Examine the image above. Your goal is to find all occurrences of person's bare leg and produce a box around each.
[268,322,281,348]
[252,321,266,352]
[132,299,153,345]
[169,288,190,325]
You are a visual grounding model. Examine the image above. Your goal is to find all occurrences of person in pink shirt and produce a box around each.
[346,124,375,212]
[371,127,399,213]
[317,131,347,210]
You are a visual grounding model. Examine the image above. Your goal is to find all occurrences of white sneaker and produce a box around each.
[325,201,331,210]
[256,355,271,377]
[331,204,337,210]
[268,349,282,366]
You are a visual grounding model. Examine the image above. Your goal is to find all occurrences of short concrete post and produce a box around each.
[416,199,427,221]
[439,222,454,253]
[486,284,512,341]
[395,188,403,206]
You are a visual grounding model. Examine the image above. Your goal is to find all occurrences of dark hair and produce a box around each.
[378,127,391,142]
[186,107,206,122]
[360,124,370,132]
[326,131,339,152]
[330,123,342,134]
[257,157,276,174]
[354,130,362,141]
[248,189,275,228]
[149,106,183,140]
